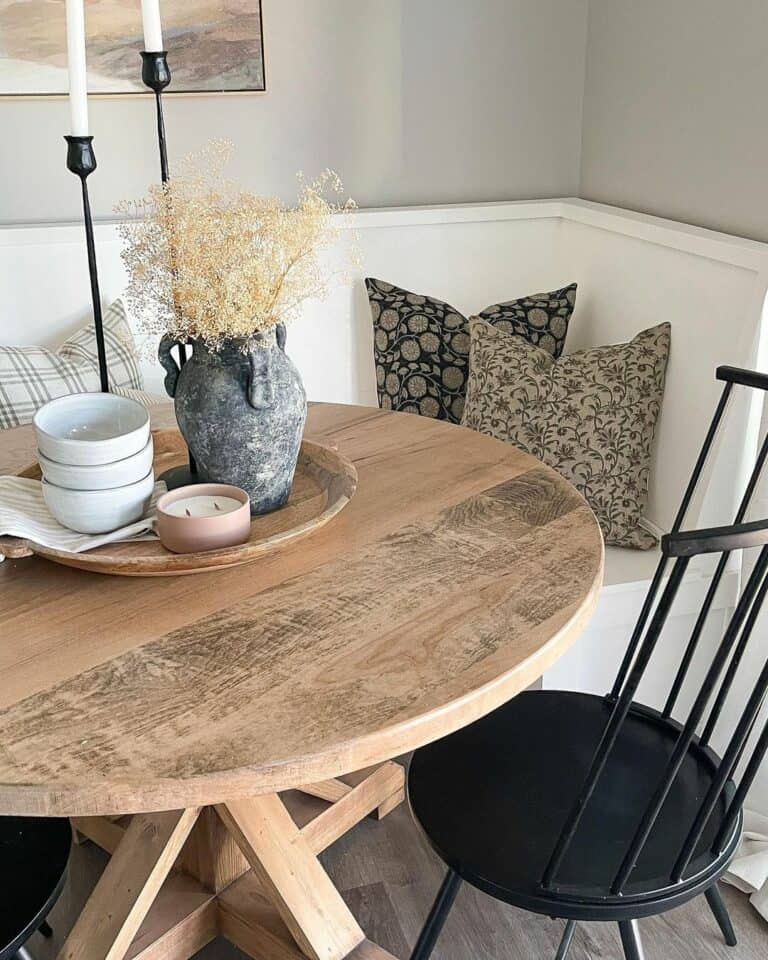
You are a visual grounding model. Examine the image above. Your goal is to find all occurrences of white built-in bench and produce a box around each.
[4,199,768,758]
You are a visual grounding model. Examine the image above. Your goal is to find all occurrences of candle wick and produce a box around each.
[214,501,221,511]
[185,508,191,517]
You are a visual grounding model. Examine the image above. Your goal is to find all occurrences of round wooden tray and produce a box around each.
[1,429,357,576]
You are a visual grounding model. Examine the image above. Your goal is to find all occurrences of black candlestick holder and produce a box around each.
[140,51,171,183]
[140,50,198,488]
[66,135,109,393]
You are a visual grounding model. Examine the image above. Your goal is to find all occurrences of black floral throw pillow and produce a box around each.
[462,319,671,549]
[366,278,576,422]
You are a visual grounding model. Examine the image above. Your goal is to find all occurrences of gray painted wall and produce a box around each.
[580,0,768,242]
[0,0,588,224]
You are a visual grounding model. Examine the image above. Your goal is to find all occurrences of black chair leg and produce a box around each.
[38,921,53,938]
[410,869,462,960]
[618,919,645,960]
[554,919,577,960]
[705,884,738,946]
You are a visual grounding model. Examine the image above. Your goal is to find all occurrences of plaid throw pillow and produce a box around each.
[0,299,144,430]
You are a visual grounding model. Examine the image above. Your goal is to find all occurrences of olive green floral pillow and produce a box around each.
[366,278,576,423]
[462,319,671,549]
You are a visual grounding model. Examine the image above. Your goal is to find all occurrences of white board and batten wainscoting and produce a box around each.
[4,198,768,806]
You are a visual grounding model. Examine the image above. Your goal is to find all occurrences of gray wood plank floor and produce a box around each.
[35,795,768,960]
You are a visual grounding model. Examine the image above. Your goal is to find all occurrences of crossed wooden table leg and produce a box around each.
[65,762,405,960]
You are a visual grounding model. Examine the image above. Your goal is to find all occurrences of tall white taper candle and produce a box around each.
[141,0,164,51]
[64,0,89,136]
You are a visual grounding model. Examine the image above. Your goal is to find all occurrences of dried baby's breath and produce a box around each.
[117,141,357,348]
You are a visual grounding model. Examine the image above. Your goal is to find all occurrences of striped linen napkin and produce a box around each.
[0,476,166,557]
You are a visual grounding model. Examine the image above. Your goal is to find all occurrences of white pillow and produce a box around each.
[0,299,144,430]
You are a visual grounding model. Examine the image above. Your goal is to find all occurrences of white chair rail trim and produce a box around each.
[7,196,768,269]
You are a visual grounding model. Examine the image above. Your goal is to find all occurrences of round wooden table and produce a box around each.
[0,402,603,960]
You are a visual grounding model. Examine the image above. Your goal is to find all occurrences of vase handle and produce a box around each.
[247,345,275,410]
[158,334,182,398]
[276,322,287,351]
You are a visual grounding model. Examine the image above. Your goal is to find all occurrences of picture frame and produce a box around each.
[0,0,266,99]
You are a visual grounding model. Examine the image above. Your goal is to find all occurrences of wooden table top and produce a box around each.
[0,402,603,817]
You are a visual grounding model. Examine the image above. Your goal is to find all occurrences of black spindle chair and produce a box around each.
[407,365,768,960]
[0,817,71,960]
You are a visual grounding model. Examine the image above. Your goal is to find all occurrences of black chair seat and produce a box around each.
[408,690,742,921]
[0,817,71,960]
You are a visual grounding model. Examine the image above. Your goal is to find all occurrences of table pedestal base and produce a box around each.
[64,763,405,960]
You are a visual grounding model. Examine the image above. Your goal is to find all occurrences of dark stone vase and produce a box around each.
[158,325,307,515]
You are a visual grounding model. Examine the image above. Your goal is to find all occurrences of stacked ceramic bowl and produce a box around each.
[33,393,154,534]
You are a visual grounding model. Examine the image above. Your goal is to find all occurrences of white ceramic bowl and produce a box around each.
[42,469,155,534]
[33,393,150,466]
[38,436,154,491]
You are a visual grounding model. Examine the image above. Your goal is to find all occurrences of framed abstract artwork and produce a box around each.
[0,0,265,97]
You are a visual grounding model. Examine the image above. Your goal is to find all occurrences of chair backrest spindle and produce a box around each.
[541,365,768,895]
[714,717,768,853]
[663,430,768,719]
[700,565,768,747]
[540,556,691,888]
[672,648,768,881]
[609,546,768,894]
[609,379,734,702]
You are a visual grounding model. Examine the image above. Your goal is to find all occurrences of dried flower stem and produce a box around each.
[117,140,357,349]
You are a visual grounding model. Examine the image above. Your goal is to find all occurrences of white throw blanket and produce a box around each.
[0,475,164,556]
[724,809,768,922]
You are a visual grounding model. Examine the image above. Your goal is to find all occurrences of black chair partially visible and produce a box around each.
[407,365,768,960]
[0,817,71,960]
